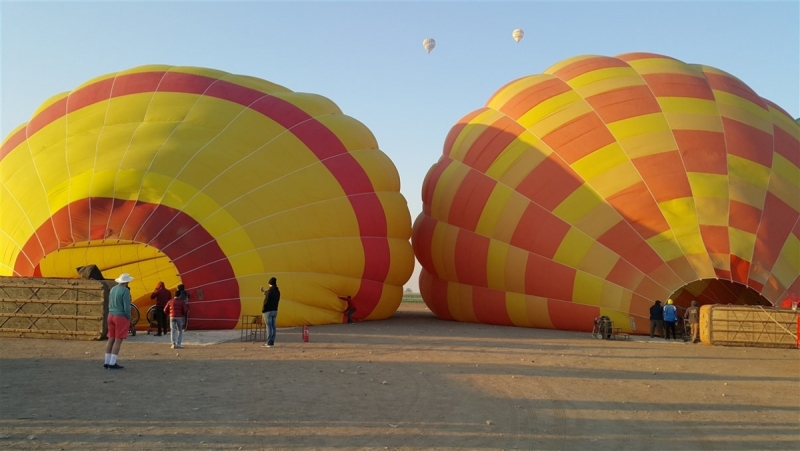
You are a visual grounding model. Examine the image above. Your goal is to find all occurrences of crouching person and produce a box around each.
[164,293,190,349]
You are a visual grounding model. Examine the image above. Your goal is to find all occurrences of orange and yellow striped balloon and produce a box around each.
[1,65,414,329]
[412,53,800,332]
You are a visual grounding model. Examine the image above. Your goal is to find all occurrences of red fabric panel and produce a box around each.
[542,113,617,164]
[641,73,715,100]
[730,255,751,284]
[411,215,437,273]
[472,286,512,326]
[598,221,664,274]
[448,170,496,232]
[463,118,526,173]
[497,77,571,120]
[553,56,629,81]
[420,270,453,321]
[751,192,799,275]
[772,118,800,168]
[454,230,490,286]
[524,254,576,300]
[729,201,761,234]
[606,182,670,239]
[444,109,487,158]
[674,130,728,174]
[722,118,773,168]
[585,85,662,123]
[699,225,730,254]
[606,259,642,291]
[511,204,570,259]
[515,154,583,211]
[633,151,693,203]
[421,158,452,216]
[547,299,600,332]
[704,72,768,110]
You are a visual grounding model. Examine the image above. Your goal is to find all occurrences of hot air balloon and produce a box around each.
[512,28,524,43]
[423,38,436,54]
[412,52,800,334]
[0,65,415,329]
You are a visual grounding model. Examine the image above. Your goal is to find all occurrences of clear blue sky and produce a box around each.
[2,0,799,291]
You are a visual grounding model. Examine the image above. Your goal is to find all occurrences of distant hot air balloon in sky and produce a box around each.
[512,28,524,43]
[0,65,415,330]
[423,38,436,54]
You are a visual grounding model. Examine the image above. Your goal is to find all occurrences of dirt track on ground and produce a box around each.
[1,303,798,450]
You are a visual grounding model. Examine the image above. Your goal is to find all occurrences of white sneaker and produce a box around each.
[171,344,175,349]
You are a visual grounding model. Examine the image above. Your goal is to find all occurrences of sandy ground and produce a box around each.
[0,303,798,451]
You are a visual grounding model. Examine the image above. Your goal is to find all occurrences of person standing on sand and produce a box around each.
[104,273,134,369]
[684,300,700,343]
[649,300,665,338]
[260,277,280,347]
[164,292,190,349]
[150,281,171,336]
[175,284,190,331]
[663,299,678,340]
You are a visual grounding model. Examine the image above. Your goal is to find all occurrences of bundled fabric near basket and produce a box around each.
[699,305,799,349]
[0,277,113,340]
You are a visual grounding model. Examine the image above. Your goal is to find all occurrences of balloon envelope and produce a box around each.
[1,65,415,329]
[512,28,524,42]
[412,52,800,333]
[423,38,436,53]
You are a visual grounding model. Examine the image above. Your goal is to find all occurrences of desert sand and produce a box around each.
[1,303,798,450]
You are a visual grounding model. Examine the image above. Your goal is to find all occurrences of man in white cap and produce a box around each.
[104,273,134,369]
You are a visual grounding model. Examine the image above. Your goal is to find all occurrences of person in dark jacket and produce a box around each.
[260,277,280,347]
[150,281,171,336]
[649,300,665,338]
[663,299,678,340]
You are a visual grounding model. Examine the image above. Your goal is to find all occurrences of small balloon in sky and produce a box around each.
[512,28,524,43]
[422,38,436,54]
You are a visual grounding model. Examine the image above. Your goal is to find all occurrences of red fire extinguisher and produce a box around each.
[302,325,309,342]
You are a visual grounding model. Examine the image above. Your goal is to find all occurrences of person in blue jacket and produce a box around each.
[663,298,678,340]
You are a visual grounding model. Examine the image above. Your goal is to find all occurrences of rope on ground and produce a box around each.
[757,306,797,340]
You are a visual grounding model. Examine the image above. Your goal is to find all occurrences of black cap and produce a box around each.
[269,277,277,286]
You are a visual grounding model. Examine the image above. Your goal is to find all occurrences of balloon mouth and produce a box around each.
[667,279,772,308]
[36,240,182,312]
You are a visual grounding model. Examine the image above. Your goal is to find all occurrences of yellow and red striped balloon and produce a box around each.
[412,53,800,332]
[1,65,414,329]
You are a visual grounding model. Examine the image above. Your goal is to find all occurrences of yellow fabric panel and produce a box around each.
[771,154,800,190]
[708,253,731,271]
[585,160,642,198]
[769,105,800,138]
[606,113,671,141]
[567,67,641,90]
[693,198,729,227]
[28,92,68,119]
[657,97,720,115]
[600,308,634,332]
[475,184,514,237]
[524,295,555,329]
[257,237,366,282]
[1,123,27,148]
[384,238,416,286]
[728,227,756,262]
[627,57,704,76]
[553,228,594,267]
[366,284,403,321]
[571,142,628,181]
[270,92,342,118]
[486,130,552,181]
[437,224,461,284]
[599,283,626,311]
[491,192,529,243]
[523,92,592,136]
[486,75,554,111]
[430,162,469,221]
[0,158,50,248]
[275,299,343,327]
[684,253,716,280]
[448,111,500,161]
[504,245,529,295]
[771,235,800,288]
[380,193,413,241]
[577,241,619,278]
[448,282,477,323]
[552,184,605,225]
[505,291,534,327]
[573,203,622,239]
[646,230,685,262]
[748,260,771,285]
[714,91,772,127]
[688,173,729,199]
[663,113,724,133]
[486,239,510,290]
[619,131,677,159]
[572,271,605,306]
[659,197,699,233]
[349,150,401,194]
[312,114,379,156]
[767,170,800,211]
[572,73,646,98]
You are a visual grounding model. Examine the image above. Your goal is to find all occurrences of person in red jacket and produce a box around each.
[164,293,190,349]
[150,281,171,336]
